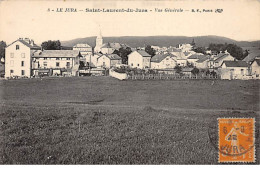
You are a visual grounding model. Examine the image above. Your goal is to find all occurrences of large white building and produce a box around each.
[128,50,151,69]
[151,53,177,69]
[96,54,122,68]
[5,38,41,78]
[219,61,249,80]
[32,50,81,77]
[73,44,92,56]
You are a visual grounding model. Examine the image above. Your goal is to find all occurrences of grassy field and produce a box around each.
[0,77,259,164]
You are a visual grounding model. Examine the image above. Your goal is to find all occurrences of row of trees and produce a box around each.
[193,43,248,60]
[41,40,61,50]
[113,45,156,64]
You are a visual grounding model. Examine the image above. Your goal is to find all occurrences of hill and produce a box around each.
[61,35,260,48]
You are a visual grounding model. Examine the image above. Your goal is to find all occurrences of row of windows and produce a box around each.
[42,58,71,60]
[10,53,25,58]
[131,63,140,66]
[10,69,25,76]
[10,60,25,67]
[43,62,70,67]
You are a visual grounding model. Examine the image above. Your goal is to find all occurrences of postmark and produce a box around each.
[218,118,255,163]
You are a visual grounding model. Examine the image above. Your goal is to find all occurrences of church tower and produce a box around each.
[95,27,103,52]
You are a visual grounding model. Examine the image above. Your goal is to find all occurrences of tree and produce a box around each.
[191,68,199,75]
[0,41,7,60]
[145,45,156,57]
[113,47,132,64]
[208,43,248,60]
[79,61,85,69]
[174,65,182,73]
[41,40,61,50]
[193,47,206,54]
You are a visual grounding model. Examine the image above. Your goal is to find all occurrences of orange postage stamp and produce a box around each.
[218,118,255,163]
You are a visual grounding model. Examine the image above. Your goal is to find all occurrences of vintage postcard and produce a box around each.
[0,0,259,165]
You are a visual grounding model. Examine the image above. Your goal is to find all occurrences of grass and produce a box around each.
[0,77,259,164]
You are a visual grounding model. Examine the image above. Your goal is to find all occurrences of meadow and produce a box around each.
[0,77,259,164]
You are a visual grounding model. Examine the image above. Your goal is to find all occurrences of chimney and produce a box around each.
[30,40,34,46]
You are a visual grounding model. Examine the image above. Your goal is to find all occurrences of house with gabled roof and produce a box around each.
[32,50,81,77]
[128,50,151,69]
[97,54,122,68]
[195,55,210,69]
[167,47,186,59]
[219,61,249,80]
[151,53,177,69]
[250,58,260,79]
[211,52,236,69]
[242,51,260,64]
[5,38,41,78]
[187,53,205,66]
[73,44,93,56]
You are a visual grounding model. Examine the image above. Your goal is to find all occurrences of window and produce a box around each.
[56,62,60,67]
[10,60,14,67]
[16,45,19,50]
[10,70,14,74]
[66,62,70,68]
[131,63,133,66]
[21,53,25,58]
[44,57,47,60]
[137,64,139,66]
[21,61,24,67]
[21,70,25,75]
[43,62,47,68]
[66,58,70,60]
[241,69,244,75]
[10,53,14,58]
[56,58,60,60]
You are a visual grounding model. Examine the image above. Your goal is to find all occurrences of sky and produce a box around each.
[0,0,260,45]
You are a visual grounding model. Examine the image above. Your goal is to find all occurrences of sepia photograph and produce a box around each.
[0,0,259,166]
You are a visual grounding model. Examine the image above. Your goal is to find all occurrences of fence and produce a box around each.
[127,73,219,80]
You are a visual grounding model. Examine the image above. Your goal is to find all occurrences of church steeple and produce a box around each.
[95,25,103,52]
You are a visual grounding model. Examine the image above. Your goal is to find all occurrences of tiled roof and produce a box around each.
[136,50,151,57]
[196,55,209,63]
[252,59,260,66]
[184,52,191,56]
[242,51,260,63]
[214,53,234,62]
[188,54,205,59]
[98,54,121,60]
[33,50,82,58]
[101,43,113,48]
[167,47,181,52]
[151,53,176,63]
[222,61,248,67]
[7,39,41,50]
[73,44,92,48]
[100,42,131,50]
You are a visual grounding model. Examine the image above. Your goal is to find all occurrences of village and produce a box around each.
[2,32,260,81]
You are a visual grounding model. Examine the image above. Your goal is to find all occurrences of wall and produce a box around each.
[128,51,143,69]
[5,41,31,78]
[151,57,176,69]
[97,55,111,68]
[33,57,74,69]
[219,67,249,80]
[109,69,127,80]
[251,62,260,76]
